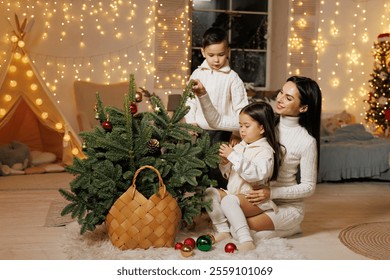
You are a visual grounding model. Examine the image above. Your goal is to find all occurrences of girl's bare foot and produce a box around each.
[237,241,256,252]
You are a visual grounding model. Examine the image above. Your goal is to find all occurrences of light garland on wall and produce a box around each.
[289,0,390,123]
[154,0,190,90]
[0,0,158,106]
[288,0,318,78]
[0,0,191,109]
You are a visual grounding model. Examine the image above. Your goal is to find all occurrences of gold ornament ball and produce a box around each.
[135,92,143,103]
[180,244,193,257]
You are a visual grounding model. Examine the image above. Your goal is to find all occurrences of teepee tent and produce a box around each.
[0,16,84,165]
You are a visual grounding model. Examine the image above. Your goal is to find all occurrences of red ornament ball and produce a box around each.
[183,237,196,249]
[174,242,183,250]
[130,102,138,114]
[102,120,112,132]
[224,242,237,253]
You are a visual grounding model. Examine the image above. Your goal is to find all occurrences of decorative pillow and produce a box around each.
[30,151,57,166]
[321,110,355,135]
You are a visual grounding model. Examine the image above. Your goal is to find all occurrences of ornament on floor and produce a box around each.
[130,102,138,114]
[180,244,193,257]
[205,233,215,244]
[224,242,237,253]
[196,235,213,252]
[147,139,160,154]
[174,242,184,250]
[183,237,196,249]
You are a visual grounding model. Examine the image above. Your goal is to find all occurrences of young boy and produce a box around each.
[185,27,248,189]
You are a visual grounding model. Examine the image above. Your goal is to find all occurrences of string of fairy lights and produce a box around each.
[288,0,390,122]
[1,0,390,124]
[0,0,190,108]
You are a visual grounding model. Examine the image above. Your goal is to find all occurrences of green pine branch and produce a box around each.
[60,75,220,234]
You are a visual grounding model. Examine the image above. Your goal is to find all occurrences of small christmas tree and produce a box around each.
[365,33,390,133]
[59,74,220,234]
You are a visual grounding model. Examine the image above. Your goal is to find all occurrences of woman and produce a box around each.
[219,76,322,243]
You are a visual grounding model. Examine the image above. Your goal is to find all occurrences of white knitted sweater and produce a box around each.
[270,116,317,202]
[184,60,248,131]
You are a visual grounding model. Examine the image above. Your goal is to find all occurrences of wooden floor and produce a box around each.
[0,172,389,260]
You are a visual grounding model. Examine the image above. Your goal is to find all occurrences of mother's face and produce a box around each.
[274,81,308,117]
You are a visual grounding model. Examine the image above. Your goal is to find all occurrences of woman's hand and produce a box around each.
[245,188,271,205]
[192,79,207,97]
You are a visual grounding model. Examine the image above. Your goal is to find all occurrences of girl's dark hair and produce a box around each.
[240,101,284,180]
[202,27,229,48]
[286,76,322,160]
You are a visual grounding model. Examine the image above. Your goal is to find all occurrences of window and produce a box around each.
[191,0,271,88]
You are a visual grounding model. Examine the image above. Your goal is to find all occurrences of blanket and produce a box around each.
[319,124,390,182]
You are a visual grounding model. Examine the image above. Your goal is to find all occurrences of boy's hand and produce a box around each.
[192,79,207,97]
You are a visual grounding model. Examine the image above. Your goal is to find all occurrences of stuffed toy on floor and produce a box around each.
[0,140,65,176]
[0,141,31,175]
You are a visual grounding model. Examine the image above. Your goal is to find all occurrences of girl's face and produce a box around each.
[239,113,264,144]
[275,81,307,117]
[201,41,229,71]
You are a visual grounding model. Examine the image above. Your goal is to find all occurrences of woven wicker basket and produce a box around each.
[106,165,182,250]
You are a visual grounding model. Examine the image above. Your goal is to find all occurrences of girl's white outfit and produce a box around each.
[263,115,317,236]
[185,60,248,131]
[205,138,277,244]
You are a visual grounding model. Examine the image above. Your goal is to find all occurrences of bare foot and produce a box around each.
[213,232,231,242]
[237,241,256,252]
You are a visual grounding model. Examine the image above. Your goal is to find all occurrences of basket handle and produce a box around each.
[129,165,166,199]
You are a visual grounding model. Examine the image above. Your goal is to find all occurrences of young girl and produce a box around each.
[204,101,283,252]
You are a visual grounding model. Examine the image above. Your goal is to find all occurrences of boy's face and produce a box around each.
[201,41,229,71]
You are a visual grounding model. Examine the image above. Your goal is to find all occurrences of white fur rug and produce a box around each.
[62,216,305,260]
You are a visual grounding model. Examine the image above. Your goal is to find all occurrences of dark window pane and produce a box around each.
[191,49,203,73]
[230,51,266,87]
[193,0,228,10]
[230,14,268,50]
[232,0,268,12]
[192,11,229,47]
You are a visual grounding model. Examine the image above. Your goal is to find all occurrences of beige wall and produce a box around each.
[269,0,289,90]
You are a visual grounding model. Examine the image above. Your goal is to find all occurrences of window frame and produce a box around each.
[190,0,272,90]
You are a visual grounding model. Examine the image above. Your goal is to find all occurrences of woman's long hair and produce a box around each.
[286,76,322,160]
[240,101,284,180]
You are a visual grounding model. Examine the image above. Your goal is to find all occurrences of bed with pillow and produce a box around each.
[318,112,390,182]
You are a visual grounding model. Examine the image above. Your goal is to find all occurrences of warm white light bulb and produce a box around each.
[35,98,43,106]
[10,35,18,43]
[9,80,17,87]
[9,65,17,73]
[55,123,63,130]
[17,40,25,48]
